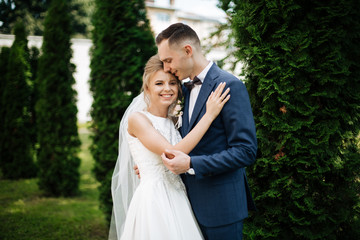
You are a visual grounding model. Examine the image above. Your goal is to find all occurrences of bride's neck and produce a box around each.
[147,105,168,118]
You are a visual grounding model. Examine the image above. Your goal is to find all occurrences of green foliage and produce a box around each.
[0,0,49,35]
[36,0,80,196]
[0,131,108,240]
[90,0,156,222]
[0,46,10,178]
[28,46,40,148]
[71,0,95,38]
[0,21,37,179]
[220,0,360,239]
[0,0,93,37]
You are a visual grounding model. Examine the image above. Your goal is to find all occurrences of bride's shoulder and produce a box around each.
[128,111,155,138]
[128,111,152,129]
[129,111,148,121]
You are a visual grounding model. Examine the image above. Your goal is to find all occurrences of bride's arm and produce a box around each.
[128,83,230,156]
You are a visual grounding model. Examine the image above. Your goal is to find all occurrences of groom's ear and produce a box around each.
[184,45,193,57]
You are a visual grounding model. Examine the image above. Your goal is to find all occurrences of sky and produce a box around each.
[155,0,226,20]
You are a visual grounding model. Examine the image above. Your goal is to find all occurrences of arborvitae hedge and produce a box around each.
[0,22,37,179]
[90,0,156,221]
[36,0,80,196]
[28,46,40,150]
[220,0,360,239]
[0,46,11,177]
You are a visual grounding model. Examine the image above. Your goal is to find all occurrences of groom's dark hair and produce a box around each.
[156,23,201,48]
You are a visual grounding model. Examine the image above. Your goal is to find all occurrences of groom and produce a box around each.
[159,23,257,240]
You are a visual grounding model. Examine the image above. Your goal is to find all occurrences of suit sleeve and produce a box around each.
[190,78,257,179]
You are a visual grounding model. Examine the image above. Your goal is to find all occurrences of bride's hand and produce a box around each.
[205,82,230,120]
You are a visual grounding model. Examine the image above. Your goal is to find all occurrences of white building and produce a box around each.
[0,0,235,123]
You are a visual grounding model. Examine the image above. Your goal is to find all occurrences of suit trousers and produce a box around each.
[199,220,243,240]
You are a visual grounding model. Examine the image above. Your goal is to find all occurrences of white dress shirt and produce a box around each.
[188,61,214,121]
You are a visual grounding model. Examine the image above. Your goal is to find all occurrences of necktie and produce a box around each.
[184,76,202,90]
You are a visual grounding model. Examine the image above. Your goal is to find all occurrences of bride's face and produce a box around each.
[146,70,179,109]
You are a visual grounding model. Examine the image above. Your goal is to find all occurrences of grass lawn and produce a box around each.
[0,128,108,240]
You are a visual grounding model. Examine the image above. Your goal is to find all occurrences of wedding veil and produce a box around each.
[108,92,146,240]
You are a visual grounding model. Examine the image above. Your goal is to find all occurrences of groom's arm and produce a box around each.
[189,78,257,179]
[162,78,257,177]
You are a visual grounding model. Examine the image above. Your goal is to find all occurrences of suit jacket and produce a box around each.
[180,63,257,227]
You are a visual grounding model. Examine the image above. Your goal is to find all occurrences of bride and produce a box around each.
[109,54,230,240]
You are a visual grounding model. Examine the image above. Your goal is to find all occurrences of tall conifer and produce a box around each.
[0,47,10,177]
[220,0,360,238]
[90,0,156,220]
[0,22,37,179]
[28,46,40,153]
[0,48,10,140]
[36,0,80,196]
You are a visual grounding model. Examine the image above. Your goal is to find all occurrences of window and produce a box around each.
[156,13,170,22]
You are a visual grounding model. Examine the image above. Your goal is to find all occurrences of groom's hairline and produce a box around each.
[156,23,201,48]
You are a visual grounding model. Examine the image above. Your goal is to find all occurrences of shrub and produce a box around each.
[90,0,157,222]
[0,22,37,179]
[36,0,80,196]
[220,0,360,238]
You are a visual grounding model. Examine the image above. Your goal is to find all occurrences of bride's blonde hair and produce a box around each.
[142,54,164,93]
[141,54,182,116]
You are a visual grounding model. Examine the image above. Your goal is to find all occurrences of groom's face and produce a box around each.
[158,40,193,81]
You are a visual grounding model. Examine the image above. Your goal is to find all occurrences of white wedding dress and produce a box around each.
[120,111,203,240]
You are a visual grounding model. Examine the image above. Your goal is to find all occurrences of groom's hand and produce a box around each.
[161,149,190,175]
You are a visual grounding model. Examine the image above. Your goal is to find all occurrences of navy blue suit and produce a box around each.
[180,64,257,237]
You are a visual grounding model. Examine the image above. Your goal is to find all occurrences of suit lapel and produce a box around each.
[181,86,191,136]
[188,67,219,130]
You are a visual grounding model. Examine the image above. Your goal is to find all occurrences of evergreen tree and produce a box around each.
[28,46,40,152]
[0,22,37,179]
[0,47,10,91]
[220,0,360,239]
[0,0,92,37]
[0,46,10,177]
[36,0,80,196]
[90,0,156,221]
[0,0,50,35]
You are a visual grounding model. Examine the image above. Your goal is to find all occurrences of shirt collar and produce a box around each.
[196,61,213,83]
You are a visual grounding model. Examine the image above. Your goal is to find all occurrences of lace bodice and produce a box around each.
[127,111,184,190]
